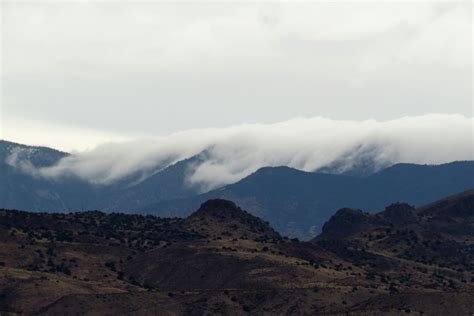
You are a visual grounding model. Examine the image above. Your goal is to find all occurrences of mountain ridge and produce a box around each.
[2,140,474,240]
[143,161,474,239]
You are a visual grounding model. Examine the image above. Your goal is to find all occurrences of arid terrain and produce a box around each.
[1,192,473,315]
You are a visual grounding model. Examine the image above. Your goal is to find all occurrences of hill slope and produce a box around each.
[1,194,473,315]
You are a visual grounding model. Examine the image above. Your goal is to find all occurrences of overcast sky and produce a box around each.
[1,1,472,151]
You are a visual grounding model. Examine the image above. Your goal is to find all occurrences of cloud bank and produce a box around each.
[6,114,474,191]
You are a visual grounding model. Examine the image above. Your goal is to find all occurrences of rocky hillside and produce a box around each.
[314,189,474,275]
[1,194,473,315]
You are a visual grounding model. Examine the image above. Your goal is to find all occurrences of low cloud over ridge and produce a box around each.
[6,114,474,191]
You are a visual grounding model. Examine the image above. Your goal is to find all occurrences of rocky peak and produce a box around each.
[379,202,417,225]
[317,208,373,240]
[192,199,241,216]
[184,199,280,240]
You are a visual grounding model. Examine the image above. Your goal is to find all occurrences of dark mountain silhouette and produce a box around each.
[144,162,474,239]
[2,140,474,240]
[1,193,473,315]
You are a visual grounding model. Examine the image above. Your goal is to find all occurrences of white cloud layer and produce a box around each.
[6,114,474,191]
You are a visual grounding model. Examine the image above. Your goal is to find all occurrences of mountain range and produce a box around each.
[1,139,474,239]
[1,191,473,315]
[149,161,474,239]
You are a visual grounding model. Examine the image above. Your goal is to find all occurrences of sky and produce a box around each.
[1,0,472,151]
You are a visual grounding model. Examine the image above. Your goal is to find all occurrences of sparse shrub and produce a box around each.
[117,271,125,280]
[104,261,116,272]
[389,283,398,294]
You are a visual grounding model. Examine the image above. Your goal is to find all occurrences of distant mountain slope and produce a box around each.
[1,139,396,213]
[143,161,474,240]
[314,143,392,177]
[94,155,204,211]
[0,140,68,168]
[0,140,202,212]
[0,140,84,211]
